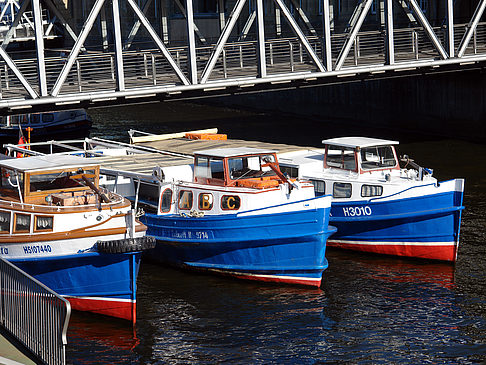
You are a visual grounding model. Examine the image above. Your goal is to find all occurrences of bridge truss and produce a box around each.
[1,0,486,113]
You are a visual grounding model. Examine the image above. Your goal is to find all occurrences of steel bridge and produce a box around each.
[1,0,486,114]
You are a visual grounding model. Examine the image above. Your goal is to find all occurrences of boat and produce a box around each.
[138,147,336,287]
[277,137,465,262]
[0,109,92,145]
[0,154,155,322]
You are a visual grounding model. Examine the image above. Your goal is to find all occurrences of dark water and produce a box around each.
[65,102,486,364]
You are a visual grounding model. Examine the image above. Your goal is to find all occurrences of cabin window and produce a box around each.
[0,211,10,232]
[30,114,41,123]
[361,185,383,197]
[195,157,224,180]
[195,156,210,178]
[14,213,30,233]
[198,193,213,210]
[210,159,225,180]
[311,180,326,196]
[34,216,53,232]
[280,165,299,178]
[228,154,276,180]
[221,195,241,210]
[138,182,159,205]
[160,189,173,213]
[326,146,357,171]
[29,169,95,193]
[42,113,54,123]
[333,182,352,198]
[360,146,396,170]
[0,169,24,193]
[178,190,193,210]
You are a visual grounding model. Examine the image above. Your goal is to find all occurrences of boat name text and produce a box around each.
[342,206,372,217]
[23,245,52,254]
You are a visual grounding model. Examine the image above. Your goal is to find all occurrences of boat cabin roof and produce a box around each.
[322,137,399,149]
[0,154,98,173]
[194,147,278,158]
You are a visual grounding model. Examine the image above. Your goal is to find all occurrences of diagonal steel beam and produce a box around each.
[405,0,448,59]
[238,10,256,41]
[127,0,190,85]
[43,0,83,47]
[457,0,486,57]
[124,0,154,50]
[289,0,317,36]
[200,0,248,83]
[1,0,30,49]
[173,0,207,44]
[52,0,106,96]
[0,47,38,98]
[273,0,326,72]
[335,0,373,70]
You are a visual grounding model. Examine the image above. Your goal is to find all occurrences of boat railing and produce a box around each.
[0,257,71,365]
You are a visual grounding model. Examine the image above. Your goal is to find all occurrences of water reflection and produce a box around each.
[62,103,486,364]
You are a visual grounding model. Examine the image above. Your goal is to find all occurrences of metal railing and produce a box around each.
[1,21,485,100]
[0,258,71,365]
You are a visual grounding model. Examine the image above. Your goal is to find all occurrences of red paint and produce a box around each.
[328,240,457,262]
[66,297,136,323]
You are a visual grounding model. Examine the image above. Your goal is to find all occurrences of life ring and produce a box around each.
[96,236,156,254]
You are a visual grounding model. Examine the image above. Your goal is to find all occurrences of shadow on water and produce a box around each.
[63,102,486,364]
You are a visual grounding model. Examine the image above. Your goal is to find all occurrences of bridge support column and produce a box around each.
[32,0,47,96]
[384,0,394,65]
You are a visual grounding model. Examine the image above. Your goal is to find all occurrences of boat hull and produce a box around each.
[142,205,335,287]
[11,251,141,322]
[328,186,464,261]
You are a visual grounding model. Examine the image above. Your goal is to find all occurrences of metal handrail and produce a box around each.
[0,257,71,365]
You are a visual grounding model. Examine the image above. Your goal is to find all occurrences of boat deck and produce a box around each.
[90,152,193,178]
[133,137,310,157]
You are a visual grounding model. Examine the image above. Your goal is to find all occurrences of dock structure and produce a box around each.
[0,0,485,113]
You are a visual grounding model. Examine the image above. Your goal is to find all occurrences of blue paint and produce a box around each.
[141,202,335,285]
[11,251,141,302]
[330,189,464,244]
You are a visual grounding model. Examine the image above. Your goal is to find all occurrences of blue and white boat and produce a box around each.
[0,109,92,145]
[140,147,335,287]
[278,137,465,262]
[0,154,154,322]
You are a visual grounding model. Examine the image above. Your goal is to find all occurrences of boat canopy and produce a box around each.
[194,147,278,158]
[0,155,98,173]
[322,137,399,149]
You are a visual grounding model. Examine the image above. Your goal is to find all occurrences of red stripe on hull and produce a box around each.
[328,241,457,262]
[216,271,322,288]
[67,297,136,323]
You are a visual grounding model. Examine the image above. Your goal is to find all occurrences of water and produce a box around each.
[66,102,486,364]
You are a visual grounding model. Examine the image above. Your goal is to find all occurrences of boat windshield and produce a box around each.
[325,146,357,171]
[228,154,276,180]
[29,170,94,193]
[360,146,396,170]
